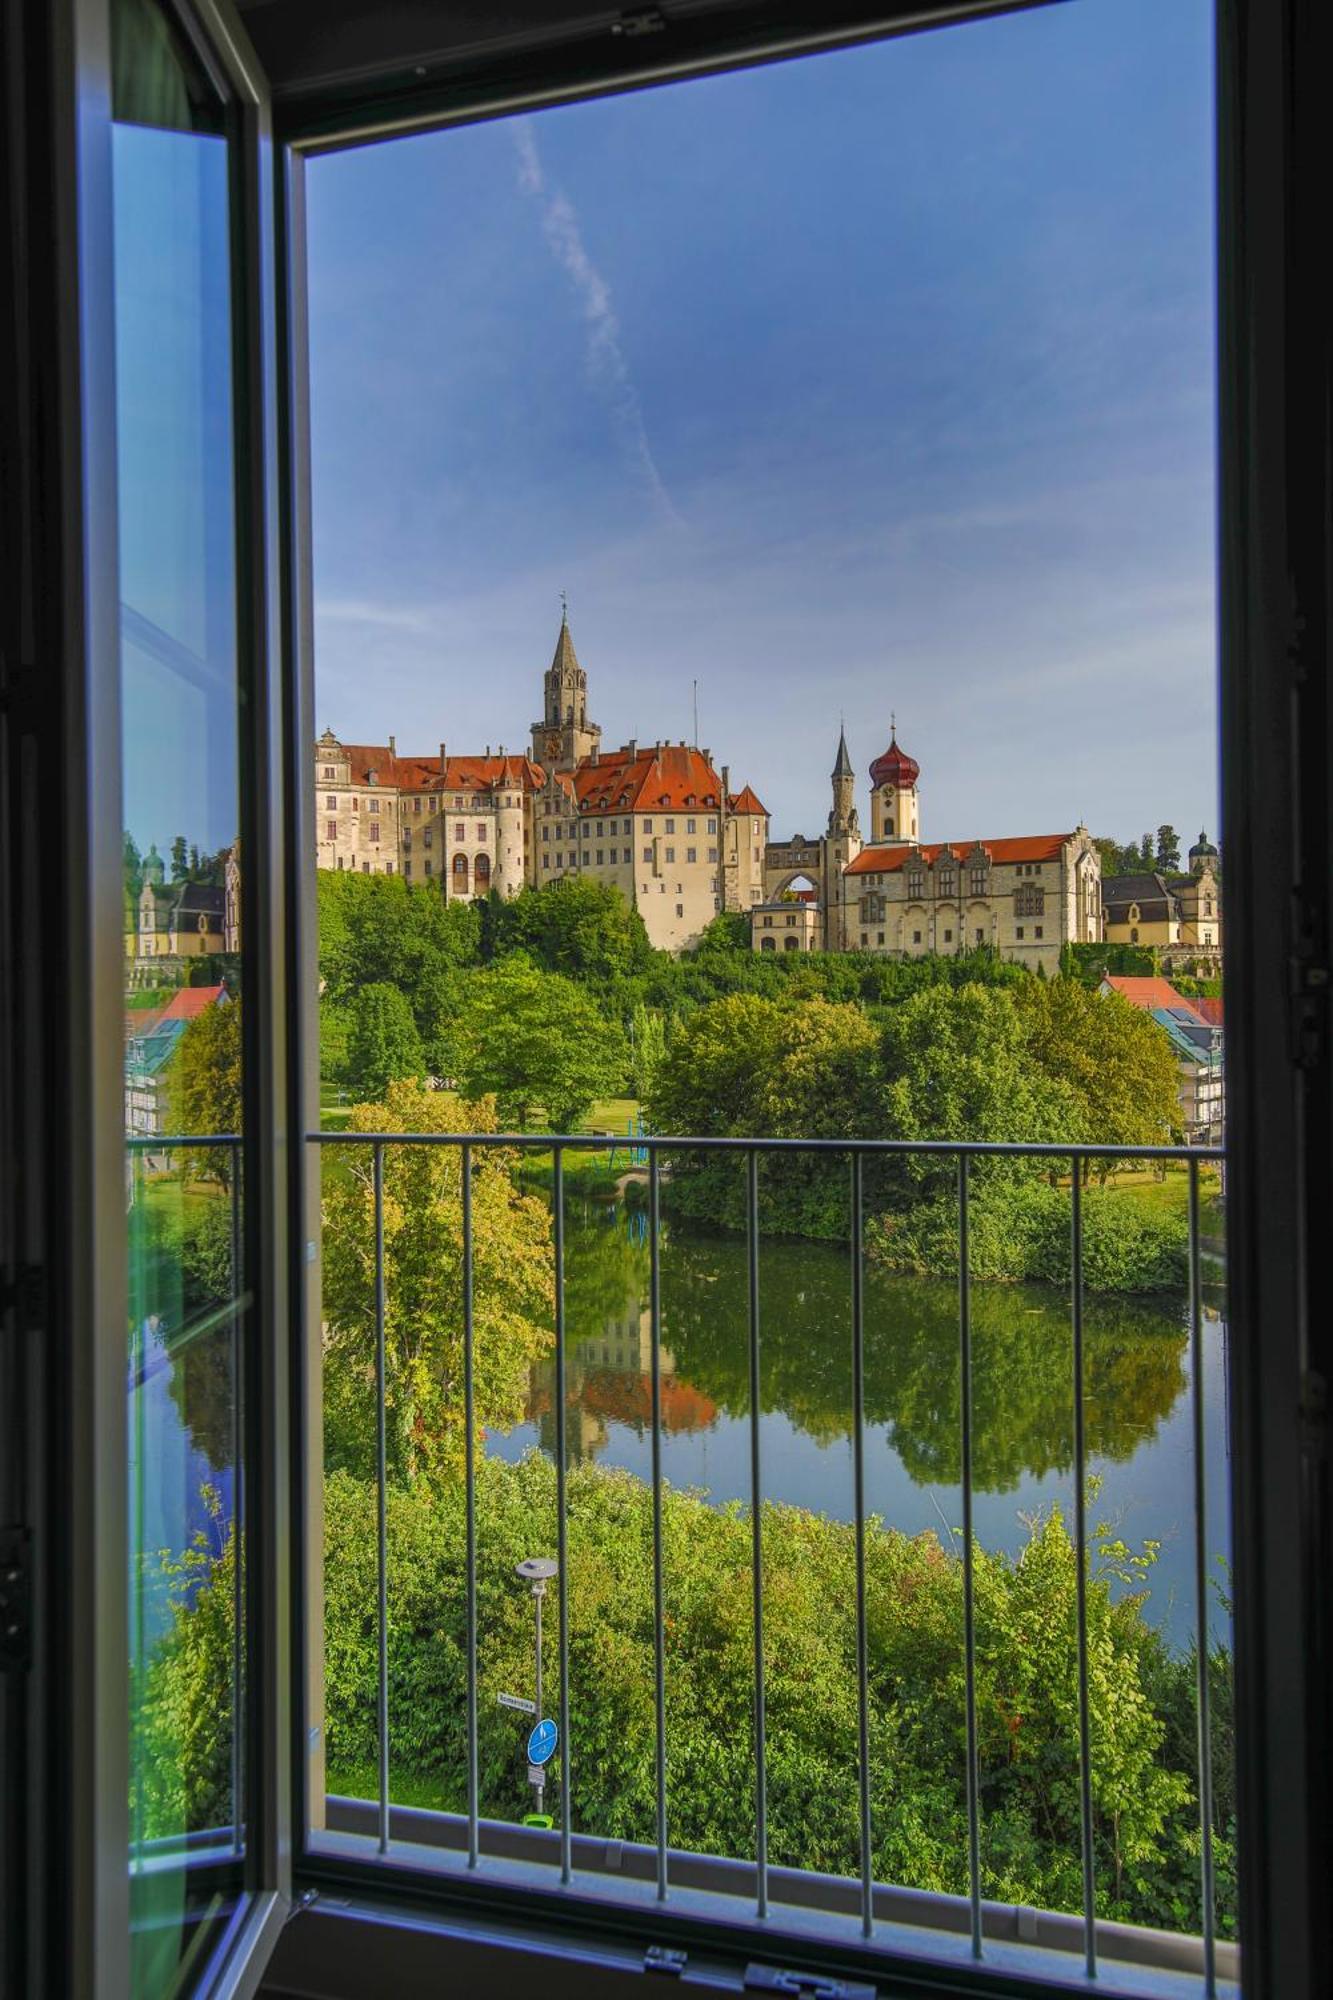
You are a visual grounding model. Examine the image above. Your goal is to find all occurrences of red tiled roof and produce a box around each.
[845,833,1073,877]
[1100,976,1206,1018]
[341,746,544,795]
[1192,996,1224,1027]
[160,984,227,1021]
[727,784,768,817]
[572,744,724,814]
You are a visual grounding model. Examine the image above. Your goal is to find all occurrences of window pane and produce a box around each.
[114,0,245,1987]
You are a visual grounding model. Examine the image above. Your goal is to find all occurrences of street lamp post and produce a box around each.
[515,1557,558,1822]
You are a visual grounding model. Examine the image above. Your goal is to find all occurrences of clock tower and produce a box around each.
[531,600,602,770]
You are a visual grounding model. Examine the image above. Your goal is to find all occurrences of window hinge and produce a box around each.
[743,1968,876,2000]
[1301,1370,1327,1456]
[645,1945,688,1976]
[1,1526,32,1673]
[0,1264,46,1324]
[612,8,666,38]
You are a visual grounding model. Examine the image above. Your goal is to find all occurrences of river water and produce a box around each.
[488,1201,1232,1652]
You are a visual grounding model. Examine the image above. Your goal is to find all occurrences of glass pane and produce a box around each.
[113,0,246,1989]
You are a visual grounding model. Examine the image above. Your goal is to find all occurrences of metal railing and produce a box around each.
[304,1129,1232,1996]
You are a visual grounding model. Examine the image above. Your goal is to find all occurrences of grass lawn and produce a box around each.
[319,1080,355,1130]
[1076,1160,1225,1230]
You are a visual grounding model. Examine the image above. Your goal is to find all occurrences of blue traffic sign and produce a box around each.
[527,1718,558,1767]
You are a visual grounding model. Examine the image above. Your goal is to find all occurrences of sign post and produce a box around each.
[514,1556,558,1823]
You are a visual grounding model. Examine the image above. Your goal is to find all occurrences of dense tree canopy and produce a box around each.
[321,1083,552,1483]
[166,997,242,1183]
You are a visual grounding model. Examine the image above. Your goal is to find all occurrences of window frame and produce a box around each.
[127,0,1332,1996]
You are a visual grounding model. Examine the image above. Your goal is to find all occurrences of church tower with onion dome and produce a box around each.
[868,722,920,844]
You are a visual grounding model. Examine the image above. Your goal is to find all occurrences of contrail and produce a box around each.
[513,120,680,524]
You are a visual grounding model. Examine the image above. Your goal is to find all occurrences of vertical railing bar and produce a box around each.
[229,1148,244,1855]
[554,1145,572,1885]
[1070,1164,1096,1978]
[1189,1158,1217,1993]
[958,1155,982,1957]
[463,1142,479,1869]
[747,1149,768,1920]
[851,1152,873,1939]
[374,1142,390,1855]
[649,1152,669,1901]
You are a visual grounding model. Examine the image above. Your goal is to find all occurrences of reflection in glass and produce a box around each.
[114,0,246,1989]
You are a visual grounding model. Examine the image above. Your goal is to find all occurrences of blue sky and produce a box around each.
[306,0,1217,850]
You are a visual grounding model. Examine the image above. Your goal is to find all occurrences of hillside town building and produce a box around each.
[1101,831,1222,963]
[313,610,769,952]
[755,723,1103,974]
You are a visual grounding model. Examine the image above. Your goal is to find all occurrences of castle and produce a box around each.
[315,613,1219,975]
[314,610,770,952]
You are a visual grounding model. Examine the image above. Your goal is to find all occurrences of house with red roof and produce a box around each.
[314,610,769,951]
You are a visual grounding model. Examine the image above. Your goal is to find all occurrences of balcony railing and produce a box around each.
[295,1130,1232,1998]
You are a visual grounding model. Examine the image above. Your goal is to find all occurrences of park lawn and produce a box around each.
[1081,1160,1225,1231]
[319,1080,355,1130]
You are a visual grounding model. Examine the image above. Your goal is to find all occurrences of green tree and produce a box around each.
[166,997,241,1183]
[1155,824,1182,873]
[627,1003,668,1102]
[502,876,655,985]
[1020,978,1182,1154]
[454,958,626,1131]
[346,983,424,1099]
[170,833,189,882]
[320,1083,552,1481]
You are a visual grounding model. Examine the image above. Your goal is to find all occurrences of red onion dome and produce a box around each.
[868,734,919,790]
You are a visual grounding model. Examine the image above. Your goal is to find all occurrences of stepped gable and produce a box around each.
[845,832,1071,875]
[572,743,724,814]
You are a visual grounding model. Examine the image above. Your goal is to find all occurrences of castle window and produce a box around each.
[764,915,772,927]
[970,867,986,895]
[886,821,894,837]
[860,932,868,947]
[543,856,550,870]
[369,824,381,844]
[369,797,380,814]
[596,851,604,864]
[1016,926,1025,939]
[326,821,336,841]
[907,870,924,899]
[361,861,370,874]
[642,847,652,863]
[761,936,776,952]
[326,795,336,810]
[939,871,955,898]
[476,824,486,841]
[913,930,921,944]
[542,826,549,842]
[414,798,421,815]
[676,904,684,918]
[455,797,464,810]
[351,797,359,812]
[455,824,465,842]
[665,818,675,834]
[643,819,653,833]
[1016,885,1045,917]
[475,854,491,889]
[423,830,432,848]
[1131,926,1139,943]
[708,848,718,863]
[324,766,335,779]
[687,817,696,834]
[943,928,953,942]
[665,847,675,863]
[1035,926,1044,939]
[687,847,697,863]
[385,862,394,874]
[708,818,717,833]
[404,862,411,877]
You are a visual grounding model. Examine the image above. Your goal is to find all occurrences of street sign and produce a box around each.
[527,1717,558,1766]
[497,1692,537,1715]
[527,1763,547,1785]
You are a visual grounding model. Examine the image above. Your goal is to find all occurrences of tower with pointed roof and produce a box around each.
[828,725,860,840]
[531,604,602,771]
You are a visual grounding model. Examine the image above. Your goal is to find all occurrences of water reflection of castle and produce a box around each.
[526,1302,718,1463]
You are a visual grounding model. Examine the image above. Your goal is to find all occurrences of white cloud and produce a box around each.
[512,120,680,526]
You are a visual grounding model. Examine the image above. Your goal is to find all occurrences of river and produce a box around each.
[488,1200,1232,1652]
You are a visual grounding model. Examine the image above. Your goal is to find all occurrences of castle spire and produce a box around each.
[832,723,854,780]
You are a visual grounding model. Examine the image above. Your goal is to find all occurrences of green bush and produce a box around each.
[141,1456,1232,1936]
[869,1181,1189,1293]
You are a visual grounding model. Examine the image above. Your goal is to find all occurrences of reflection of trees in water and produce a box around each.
[662,1235,1190,1491]
[128,1186,238,1473]
[537,1214,1191,1494]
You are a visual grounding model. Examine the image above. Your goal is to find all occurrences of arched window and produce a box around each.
[474,851,491,890]
[760,936,776,953]
[453,853,468,883]
[783,934,799,951]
